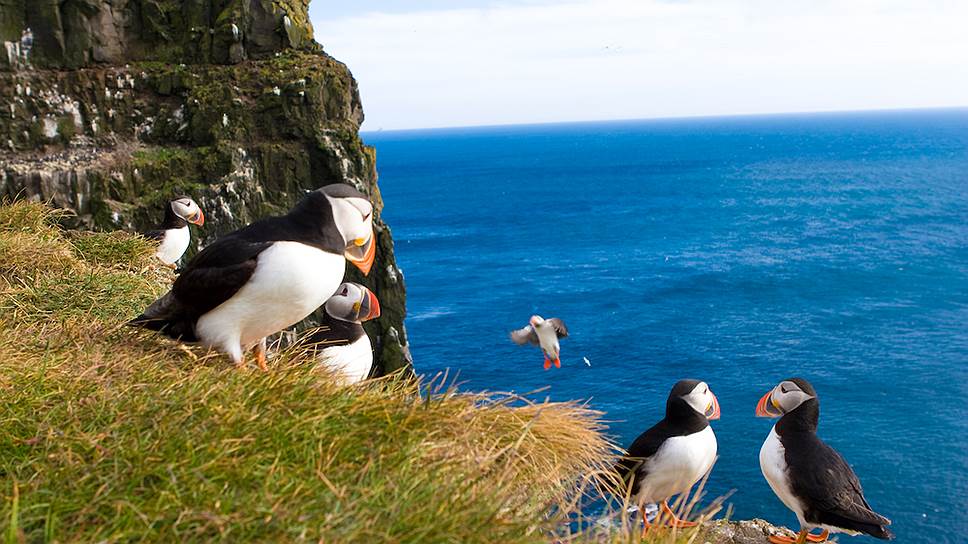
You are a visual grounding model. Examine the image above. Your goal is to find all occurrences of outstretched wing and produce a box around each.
[510,325,538,345]
[547,318,568,338]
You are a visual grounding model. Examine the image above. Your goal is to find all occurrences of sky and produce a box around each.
[310,1,968,130]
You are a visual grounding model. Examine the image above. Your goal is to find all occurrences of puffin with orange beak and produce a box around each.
[130,184,376,370]
[510,315,568,369]
[756,378,893,543]
[145,195,205,267]
[306,282,381,384]
[615,379,721,528]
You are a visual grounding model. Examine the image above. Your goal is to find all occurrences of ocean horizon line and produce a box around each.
[360,104,968,135]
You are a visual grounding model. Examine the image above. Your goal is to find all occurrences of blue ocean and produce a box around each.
[365,109,968,543]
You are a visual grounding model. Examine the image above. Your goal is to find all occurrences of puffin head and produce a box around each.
[755,378,816,418]
[324,282,381,323]
[668,379,720,421]
[321,184,376,275]
[170,196,204,226]
[529,315,545,327]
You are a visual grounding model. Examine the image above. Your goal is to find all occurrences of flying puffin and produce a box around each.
[510,315,568,369]
[615,379,720,528]
[756,378,894,543]
[129,184,377,370]
[144,196,205,266]
[305,282,381,384]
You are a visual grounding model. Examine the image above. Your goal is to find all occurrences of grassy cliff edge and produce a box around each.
[0,201,789,543]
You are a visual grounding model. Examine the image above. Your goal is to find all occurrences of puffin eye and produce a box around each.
[340,287,349,296]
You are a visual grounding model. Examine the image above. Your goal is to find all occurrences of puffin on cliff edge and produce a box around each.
[144,196,205,266]
[510,315,569,369]
[756,378,894,543]
[130,184,376,370]
[305,282,381,384]
[615,379,720,529]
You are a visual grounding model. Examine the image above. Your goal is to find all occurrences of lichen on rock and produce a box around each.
[0,0,411,375]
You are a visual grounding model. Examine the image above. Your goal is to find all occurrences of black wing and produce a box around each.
[304,318,363,348]
[129,235,272,339]
[614,419,672,496]
[143,229,165,241]
[171,236,272,317]
[789,437,893,539]
[547,318,568,338]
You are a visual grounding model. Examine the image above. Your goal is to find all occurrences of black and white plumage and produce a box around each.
[145,196,205,266]
[615,379,720,526]
[756,378,893,543]
[510,315,568,369]
[305,282,381,384]
[129,184,377,369]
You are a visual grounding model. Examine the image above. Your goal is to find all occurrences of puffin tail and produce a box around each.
[831,514,894,540]
[127,292,198,342]
[866,525,894,540]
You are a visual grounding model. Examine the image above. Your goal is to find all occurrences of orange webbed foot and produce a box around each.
[659,501,697,528]
[553,358,561,368]
[543,357,551,370]
[805,529,829,543]
[768,535,798,544]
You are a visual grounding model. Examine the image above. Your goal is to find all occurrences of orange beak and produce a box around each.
[755,389,782,418]
[190,210,205,226]
[347,229,376,275]
[705,392,721,420]
[361,289,381,321]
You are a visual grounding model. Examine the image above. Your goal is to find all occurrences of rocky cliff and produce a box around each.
[0,0,410,374]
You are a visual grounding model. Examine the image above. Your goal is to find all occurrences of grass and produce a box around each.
[0,200,719,543]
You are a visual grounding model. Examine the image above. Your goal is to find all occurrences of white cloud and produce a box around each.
[313,0,968,130]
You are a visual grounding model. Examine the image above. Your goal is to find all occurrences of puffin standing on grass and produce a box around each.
[130,184,376,370]
[145,196,205,266]
[510,315,568,369]
[615,379,720,528]
[305,282,381,384]
[756,378,894,543]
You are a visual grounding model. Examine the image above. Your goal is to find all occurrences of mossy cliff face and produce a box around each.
[0,0,411,375]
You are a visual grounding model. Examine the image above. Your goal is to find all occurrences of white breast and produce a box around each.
[155,226,190,265]
[760,427,807,526]
[315,335,373,385]
[535,324,560,357]
[195,241,345,360]
[635,425,718,504]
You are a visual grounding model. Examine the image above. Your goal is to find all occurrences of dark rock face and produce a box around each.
[0,0,314,70]
[0,0,411,375]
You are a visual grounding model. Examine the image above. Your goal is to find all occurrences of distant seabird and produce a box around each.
[510,315,569,369]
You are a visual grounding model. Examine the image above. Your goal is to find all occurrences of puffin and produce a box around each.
[756,378,894,543]
[144,196,205,266]
[615,379,720,528]
[129,184,377,370]
[305,282,381,384]
[510,315,569,369]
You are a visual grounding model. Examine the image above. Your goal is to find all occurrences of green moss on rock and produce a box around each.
[0,1,410,374]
